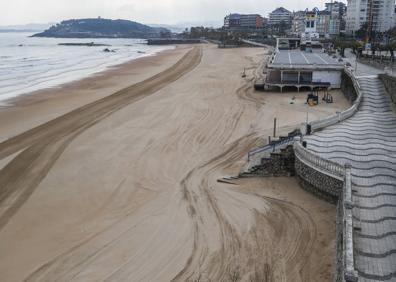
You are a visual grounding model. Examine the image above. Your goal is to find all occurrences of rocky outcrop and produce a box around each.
[33,18,170,39]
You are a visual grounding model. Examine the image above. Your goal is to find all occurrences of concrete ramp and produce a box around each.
[240,39,267,47]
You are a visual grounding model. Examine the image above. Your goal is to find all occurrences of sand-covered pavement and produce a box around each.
[0,44,349,281]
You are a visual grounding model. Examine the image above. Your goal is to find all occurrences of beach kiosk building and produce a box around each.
[265,40,344,92]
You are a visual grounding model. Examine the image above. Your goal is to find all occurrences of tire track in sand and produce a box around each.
[0,46,203,232]
[172,133,318,282]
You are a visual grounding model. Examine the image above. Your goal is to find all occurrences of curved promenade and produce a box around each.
[304,75,396,281]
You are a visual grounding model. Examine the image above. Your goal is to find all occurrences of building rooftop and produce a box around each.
[269,50,344,70]
[227,13,262,18]
[271,7,291,14]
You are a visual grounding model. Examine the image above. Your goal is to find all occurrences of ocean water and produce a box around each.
[0,32,174,102]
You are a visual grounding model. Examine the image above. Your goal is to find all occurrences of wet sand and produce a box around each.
[0,46,190,142]
[0,44,348,281]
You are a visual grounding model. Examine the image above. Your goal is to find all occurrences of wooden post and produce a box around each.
[273,118,277,138]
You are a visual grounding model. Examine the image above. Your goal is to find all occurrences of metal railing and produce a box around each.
[294,139,345,180]
[248,132,301,161]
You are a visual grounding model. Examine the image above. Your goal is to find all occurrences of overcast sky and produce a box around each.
[0,0,338,26]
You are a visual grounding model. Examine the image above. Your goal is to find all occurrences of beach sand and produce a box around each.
[0,44,349,281]
[0,46,189,142]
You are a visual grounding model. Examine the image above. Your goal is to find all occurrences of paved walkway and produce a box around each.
[305,71,396,281]
[344,49,385,77]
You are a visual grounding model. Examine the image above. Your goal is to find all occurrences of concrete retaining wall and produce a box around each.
[379,74,396,106]
[341,71,358,103]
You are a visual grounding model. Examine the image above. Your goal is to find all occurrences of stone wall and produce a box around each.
[294,158,343,203]
[379,74,396,106]
[258,145,295,176]
[335,196,344,282]
[341,71,358,104]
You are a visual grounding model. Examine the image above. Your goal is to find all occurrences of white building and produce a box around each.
[269,7,292,25]
[346,0,396,34]
[301,10,320,42]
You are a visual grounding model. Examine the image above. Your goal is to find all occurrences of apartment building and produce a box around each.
[325,1,346,31]
[346,0,396,34]
[325,1,347,17]
[317,11,331,35]
[269,7,292,25]
[224,13,265,29]
[292,11,306,35]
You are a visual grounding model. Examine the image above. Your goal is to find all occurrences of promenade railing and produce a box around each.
[306,67,362,134]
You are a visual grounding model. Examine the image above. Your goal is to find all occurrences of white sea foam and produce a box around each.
[0,32,174,102]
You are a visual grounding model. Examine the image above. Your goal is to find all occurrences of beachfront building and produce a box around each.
[301,9,320,42]
[346,0,396,34]
[317,11,331,36]
[269,7,292,26]
[277,38,301,50]
[328,18,341,35]
[325,1,347,32]
[265,39,344,92]
[292,11,306,36]
[325,1,347,15]
[223,13,265,29]
[304,10,318,33]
